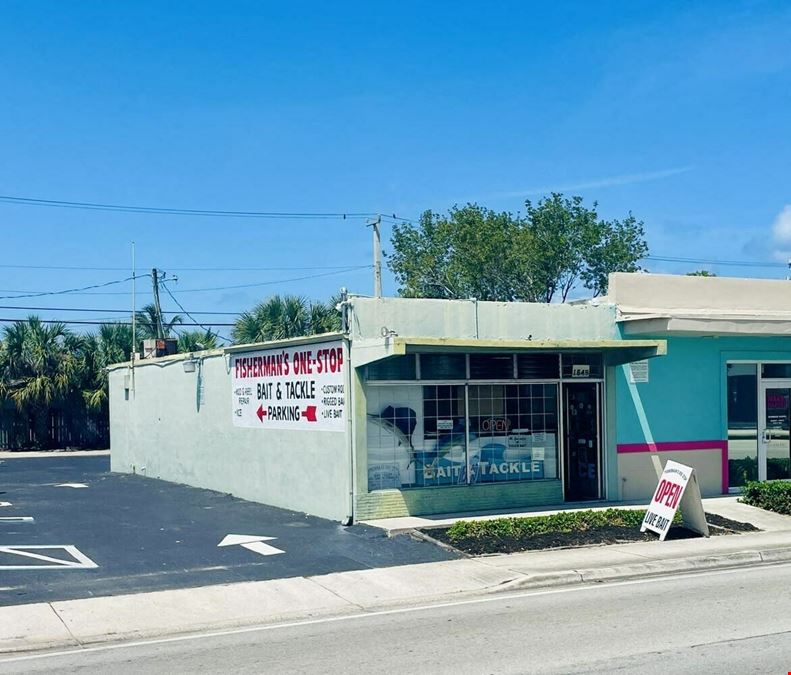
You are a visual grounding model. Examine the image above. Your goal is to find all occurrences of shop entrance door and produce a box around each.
[563,382,601,501]
[758,381,791,481]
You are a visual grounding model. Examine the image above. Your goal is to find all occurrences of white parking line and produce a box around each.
[0,545,98,570]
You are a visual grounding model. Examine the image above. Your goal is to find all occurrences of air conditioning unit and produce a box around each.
[142,338,178,359]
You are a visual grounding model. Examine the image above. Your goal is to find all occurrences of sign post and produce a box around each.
[641,460,709,541]
[231,340,345,432]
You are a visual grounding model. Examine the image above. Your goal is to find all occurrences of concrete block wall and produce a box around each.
[109,351,351,522]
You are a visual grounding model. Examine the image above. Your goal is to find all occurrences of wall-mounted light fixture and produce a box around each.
[183,358,198,373]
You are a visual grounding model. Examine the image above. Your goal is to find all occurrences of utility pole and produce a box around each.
[131,242,136,391]
[151,268,165,339]
[369,215,382,298]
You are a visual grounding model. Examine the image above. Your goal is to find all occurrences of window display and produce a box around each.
[366,380,560,491]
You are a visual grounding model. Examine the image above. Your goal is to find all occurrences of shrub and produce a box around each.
[740,481,791,515]
[445,508,647,544]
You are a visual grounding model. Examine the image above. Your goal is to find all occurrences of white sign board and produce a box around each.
[629,360,649,383]
[641,460,709,541]
[231,340,345,431]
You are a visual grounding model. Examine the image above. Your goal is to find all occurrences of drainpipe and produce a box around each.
[344,315,355,525]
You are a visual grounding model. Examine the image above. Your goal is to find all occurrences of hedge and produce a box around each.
[445,508,649,544]
[740,481,791,515]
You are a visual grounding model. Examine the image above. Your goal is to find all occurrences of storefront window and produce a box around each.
[517,354,559,379]
[420,354,466,380]
[366,375,560,491]
[467,384,558,483]
[366,355,416,381]
[727,363,758,487]
[469,354,514,379]
[762,363,791,379]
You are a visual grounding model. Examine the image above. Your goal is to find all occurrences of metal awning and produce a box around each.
[351,336,666,368]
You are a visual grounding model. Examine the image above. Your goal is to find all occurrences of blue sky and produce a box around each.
[0,1,790,336]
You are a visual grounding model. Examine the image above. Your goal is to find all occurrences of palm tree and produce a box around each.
[177,330,219,353]
[0,317,85,448]
[232,295,341,344]
[81,324,133,412]
[135,303,183,340]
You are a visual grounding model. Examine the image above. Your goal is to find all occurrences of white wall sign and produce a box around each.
[231,340,346,431]
[629,360,649,383]
[641,460,709,541]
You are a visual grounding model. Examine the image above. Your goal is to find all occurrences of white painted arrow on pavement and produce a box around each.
[217,534,285,556]
[55,483,88,489]
[0,502,11,507]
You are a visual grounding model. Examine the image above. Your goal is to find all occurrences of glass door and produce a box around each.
[759,381,791,481]
[563,382,601,501]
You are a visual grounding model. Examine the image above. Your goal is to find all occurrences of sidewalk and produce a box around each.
[0,450,109,459]
[2,498,791,655]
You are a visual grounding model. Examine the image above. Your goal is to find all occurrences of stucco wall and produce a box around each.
[349,296,619,341]
[109,350,351,521]
[618,449,723,500]
[615,334,791,494]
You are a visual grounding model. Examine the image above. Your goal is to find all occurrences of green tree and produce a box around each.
[135,303,183,340]
[388,194,648,302]
[176,330,219,353]
[0,317,85,448]
[232,295,341,344]
[686,270,717,277]
[387,205,535,301]
[81,323,133,412]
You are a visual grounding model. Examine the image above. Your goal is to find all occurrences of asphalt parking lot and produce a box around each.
[0,454,456,606]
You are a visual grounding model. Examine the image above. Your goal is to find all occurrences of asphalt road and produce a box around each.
[4,562,791,674]
[0,454,454,605]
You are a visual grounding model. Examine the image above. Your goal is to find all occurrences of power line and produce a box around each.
[0,305,242,315]
[0,266,371,297]
[172,266,372,293]
[0,263,373,272]
[0,193,410,222]
[0,274,148,300]
[0,318,235,326]
[644,255,785,268]
[161,280,231,344]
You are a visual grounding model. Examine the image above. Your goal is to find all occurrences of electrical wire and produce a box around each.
[0,193,410,222]
[0,274,149,300]
[160,281,231,344]
[644,255,785,268]
[0,318,235,326]
[0,305,242,315]
[0,263,378,272]
[0,266,371,297]
[172,266,372,293]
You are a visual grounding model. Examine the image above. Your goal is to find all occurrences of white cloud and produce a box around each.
[771,205,791,261]
[490,166,695,199]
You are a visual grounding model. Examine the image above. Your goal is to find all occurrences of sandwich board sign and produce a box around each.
[641,460,709,541]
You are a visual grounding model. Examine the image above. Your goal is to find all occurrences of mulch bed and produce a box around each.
[422,512,760,556]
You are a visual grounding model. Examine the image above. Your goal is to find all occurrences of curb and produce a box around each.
[497,546,791,591]
[3,545,791,657]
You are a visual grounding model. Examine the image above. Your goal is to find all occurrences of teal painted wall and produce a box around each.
[616,335,791,445]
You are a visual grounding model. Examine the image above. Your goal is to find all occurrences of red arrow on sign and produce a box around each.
[256,405,267,422]
[302,406,317,422]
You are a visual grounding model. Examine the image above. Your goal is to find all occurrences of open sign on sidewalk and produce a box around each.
[641,460,709,541]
